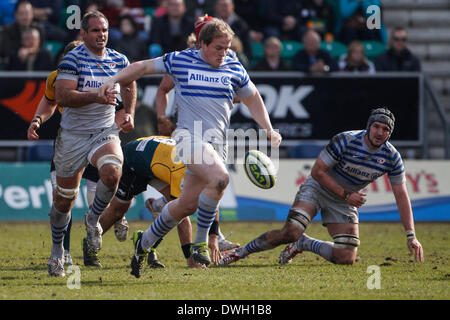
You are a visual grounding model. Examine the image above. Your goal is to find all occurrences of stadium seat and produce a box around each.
[320,41,347,59]
[288,143,324,159]
[250,41,264,67]
[26,143,54,162]
[44,41,64,58]
[361,41,387,60]
[251,41,264,59]
[281,40,303,59]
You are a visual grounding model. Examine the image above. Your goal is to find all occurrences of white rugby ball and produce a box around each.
[244,150,276,189]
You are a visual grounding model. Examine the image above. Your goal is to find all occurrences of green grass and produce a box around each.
[0,221,448,300]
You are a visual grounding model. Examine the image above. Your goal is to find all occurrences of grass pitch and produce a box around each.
[0,221,448,300]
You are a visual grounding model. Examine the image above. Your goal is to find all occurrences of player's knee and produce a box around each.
[214,171,229,193]
[54,185,79,212]
[332,234,360,265]
[205,170,229,195]
[281,224,303,243]
[99,163,122,187]
[333,249,357,265]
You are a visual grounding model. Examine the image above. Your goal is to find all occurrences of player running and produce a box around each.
[98,19,281,278]
[86,135,210,270]
[219,108,424,266]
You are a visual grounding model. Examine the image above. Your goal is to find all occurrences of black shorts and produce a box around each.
[115,162,151,202]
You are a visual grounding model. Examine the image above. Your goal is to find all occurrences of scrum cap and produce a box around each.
[366,107,395,133]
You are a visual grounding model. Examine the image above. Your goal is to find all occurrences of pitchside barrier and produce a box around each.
[1,71,446,221]
[0,160,449,221]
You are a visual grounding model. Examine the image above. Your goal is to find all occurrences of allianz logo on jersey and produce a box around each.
[188,70,231,88]
[84,80,103,88]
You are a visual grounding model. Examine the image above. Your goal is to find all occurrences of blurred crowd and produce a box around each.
[0,0,421,73]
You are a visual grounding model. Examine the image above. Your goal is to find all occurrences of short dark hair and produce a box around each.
[391,26,407,36]
[81,10,108,32]
[14,0,31,13]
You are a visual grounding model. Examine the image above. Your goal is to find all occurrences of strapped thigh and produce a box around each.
[287,208,312,232]
[333,234,360,250]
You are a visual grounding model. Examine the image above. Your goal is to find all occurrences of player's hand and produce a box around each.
[27,122,40,140]
[407,237,424,263]
[267,129,282,148]
[208,234,221,266]
[345,192,367,208]
[116,112,134,133]
[98,79,116,98]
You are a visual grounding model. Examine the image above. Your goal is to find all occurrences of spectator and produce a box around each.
[253,36,289,71]
[29,0,68,42]
[6,27,53,71]
[299,0,335,41]
[292,29,338,73]
[337,0,387,45]
[261,0,304,41]
[231,36,249,69]
[113,14,148,62]
[233,0,265,42]
[375,26,421,72]
[149,0,194,53]
[339,40,375,73]
[184,0,216,20]
[0,1,44,65]
[214,0,252,59]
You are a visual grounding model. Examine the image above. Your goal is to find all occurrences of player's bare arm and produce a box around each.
[240,89,282,147]
[56,79,118,108]
[117,81,137,133]
[99,59,157,97]
[392,182,424,262]
[27,96,58,140]
[311,158,366,207]
[156,75,176,136]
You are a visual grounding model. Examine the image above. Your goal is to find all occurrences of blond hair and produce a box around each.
[198,19,234,45]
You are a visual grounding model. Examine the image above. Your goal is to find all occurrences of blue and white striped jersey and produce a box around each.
[56,44,129,131]
[153,48,256,143]
[317,130,406,192]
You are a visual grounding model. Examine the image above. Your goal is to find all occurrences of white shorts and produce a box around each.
[53,125,121,178]
[295,177,359,225]
[172,129,228,165]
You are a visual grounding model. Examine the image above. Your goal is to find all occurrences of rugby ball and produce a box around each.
[244,150,276,189]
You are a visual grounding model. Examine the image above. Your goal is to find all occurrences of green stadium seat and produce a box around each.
[144,7,155,17]
[44,41,64,58]
[320,41,347,59]
[281,40,303,59]
[361,41,386,60]
[251,41,264,60]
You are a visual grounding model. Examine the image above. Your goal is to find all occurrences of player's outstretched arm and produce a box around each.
[240,89,282,147]
[392,182,424,262]
[27,96,58,140]
[99,59,157,98]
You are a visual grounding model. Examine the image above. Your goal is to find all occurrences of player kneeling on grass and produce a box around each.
[219,108,424,266]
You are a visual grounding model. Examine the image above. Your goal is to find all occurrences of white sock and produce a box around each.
[194,193,219,244]
[141,203,178,251]
[297,234,334,262]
